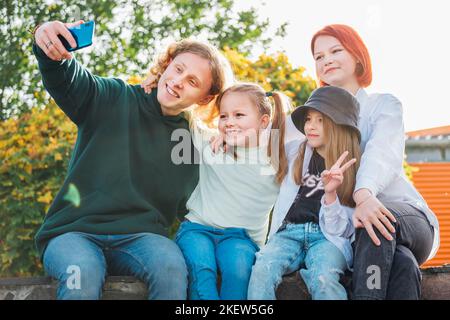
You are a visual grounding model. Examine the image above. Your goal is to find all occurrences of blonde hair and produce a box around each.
[149,39,234,125]
[216,83,289,185]
[293,112,361,207]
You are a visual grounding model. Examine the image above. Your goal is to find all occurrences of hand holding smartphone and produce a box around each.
[58,21,95,52]
[34,20,95,61]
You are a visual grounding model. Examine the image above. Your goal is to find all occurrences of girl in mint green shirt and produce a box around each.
[176,83,290,300]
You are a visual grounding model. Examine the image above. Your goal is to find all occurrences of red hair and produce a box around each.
[311,24,372,88]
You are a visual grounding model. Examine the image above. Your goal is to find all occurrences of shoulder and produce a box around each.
[373,92,402,106]
[285,114,305,143]
[285,139,303,162]
[126,82,147,96]
[94,76,128,97]
[365,92,403,120]
[367,92,402,109]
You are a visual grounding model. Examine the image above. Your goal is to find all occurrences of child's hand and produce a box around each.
[209,135,228,153]
[321,151,356,195]
[140,73,158,94]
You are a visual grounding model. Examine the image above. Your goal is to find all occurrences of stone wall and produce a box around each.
[1,265,449,300]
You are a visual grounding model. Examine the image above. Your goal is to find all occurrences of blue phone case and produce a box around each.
[58,21,95,52]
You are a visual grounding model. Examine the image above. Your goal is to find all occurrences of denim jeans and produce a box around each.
[43,231,188,300]
[175,220,259,300]
[248,222,348,300]
[351,202,434,300]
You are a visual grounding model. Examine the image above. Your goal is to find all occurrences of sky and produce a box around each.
[234,0,450,132]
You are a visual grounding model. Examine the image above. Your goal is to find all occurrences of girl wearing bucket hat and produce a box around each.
[248,86,361,300]
[308,24,439,300]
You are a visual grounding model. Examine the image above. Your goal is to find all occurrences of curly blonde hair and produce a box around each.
[148,39,234,125]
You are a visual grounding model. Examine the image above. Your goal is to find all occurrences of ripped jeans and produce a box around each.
[247,222,348,300]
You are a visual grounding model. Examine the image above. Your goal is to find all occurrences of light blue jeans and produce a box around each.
[247,222,348,300]
[175,220,259,300]
[43,231,188,300]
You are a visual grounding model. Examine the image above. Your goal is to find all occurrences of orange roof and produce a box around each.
[409,162,450,268]
[407,125,450,138]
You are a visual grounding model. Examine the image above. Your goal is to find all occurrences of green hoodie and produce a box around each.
[32,43,199,259]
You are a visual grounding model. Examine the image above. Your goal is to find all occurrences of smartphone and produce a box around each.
[58,21,95,52]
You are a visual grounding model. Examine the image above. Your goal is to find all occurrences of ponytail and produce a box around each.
[268,92,288,184]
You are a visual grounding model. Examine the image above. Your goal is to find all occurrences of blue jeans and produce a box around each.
[248,222,347,300]
[43,232,188,300]
[175,221,259,300]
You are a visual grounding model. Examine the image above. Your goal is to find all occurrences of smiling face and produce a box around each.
[218,91,269,148]
[313,35,359,91]
[304,109,326,155]
[157,52,214,116]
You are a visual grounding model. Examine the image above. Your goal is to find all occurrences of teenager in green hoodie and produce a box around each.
[32,19,232,300]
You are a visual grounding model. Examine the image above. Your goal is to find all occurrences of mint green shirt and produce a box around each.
[185,123,280,246]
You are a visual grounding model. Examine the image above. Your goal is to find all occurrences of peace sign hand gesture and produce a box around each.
[321,151,357,194]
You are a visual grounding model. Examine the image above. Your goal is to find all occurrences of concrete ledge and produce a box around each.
[1,265,449,300]
[0,276,147,300]
[276,265,450,300]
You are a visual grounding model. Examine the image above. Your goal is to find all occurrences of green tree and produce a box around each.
[0,102,76,276]
[0,0,287,120]
[224,48,317,107]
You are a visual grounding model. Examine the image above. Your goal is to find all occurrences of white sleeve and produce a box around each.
[191,121,218,152]
[355,94,405,196]
[319,195,355,239]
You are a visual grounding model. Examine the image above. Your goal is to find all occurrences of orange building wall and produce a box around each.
[410,162,450,267]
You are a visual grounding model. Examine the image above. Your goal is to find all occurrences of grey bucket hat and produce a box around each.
[291,86,361,142]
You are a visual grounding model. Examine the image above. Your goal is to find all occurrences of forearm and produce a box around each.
[33,42,97,125]
[319,196,354,238]
[33,42,71,85]
[324,191,337,205]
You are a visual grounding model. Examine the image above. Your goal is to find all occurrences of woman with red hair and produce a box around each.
[308,24,439,299]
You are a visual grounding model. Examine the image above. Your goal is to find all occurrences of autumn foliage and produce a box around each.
[0,101,77,276]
